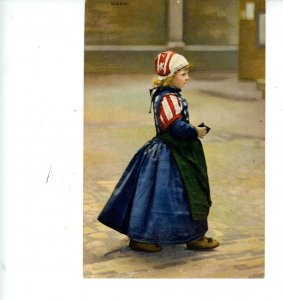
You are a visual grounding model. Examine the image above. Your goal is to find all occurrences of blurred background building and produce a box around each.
[85,0,265,84]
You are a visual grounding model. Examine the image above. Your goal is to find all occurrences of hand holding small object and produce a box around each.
[196,126,207,138]
[195,122,210,139]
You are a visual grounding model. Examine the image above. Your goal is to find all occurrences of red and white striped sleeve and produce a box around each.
[158,94,183,130]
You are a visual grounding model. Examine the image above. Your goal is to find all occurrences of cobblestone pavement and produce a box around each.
[83,72,265,278]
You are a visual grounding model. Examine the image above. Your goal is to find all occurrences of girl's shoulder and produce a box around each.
[160,89,185,105]
[160,93,182,104]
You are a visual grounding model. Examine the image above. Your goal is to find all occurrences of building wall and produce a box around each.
[238,0,265,79]
[85,0,239,73]
[85,0,168,45]
[184,0,239,46]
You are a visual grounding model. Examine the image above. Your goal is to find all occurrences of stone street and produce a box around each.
[83,72,264,278]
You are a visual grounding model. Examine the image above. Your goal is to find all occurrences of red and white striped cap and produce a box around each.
[154,51,189,80]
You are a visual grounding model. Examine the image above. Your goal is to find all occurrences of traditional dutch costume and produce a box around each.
[98,51,218,250]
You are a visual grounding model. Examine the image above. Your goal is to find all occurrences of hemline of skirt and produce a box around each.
[127,232,206,245]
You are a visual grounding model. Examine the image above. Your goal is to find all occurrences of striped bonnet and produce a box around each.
[154,51,189,80]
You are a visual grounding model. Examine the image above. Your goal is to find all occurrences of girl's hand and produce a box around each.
[195,126,207,139]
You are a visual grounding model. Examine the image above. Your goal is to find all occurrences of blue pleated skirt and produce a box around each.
[97,137,208,244]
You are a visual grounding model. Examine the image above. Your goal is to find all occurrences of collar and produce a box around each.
[149,86,181,99]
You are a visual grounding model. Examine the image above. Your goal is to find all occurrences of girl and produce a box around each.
[97,51,220,253]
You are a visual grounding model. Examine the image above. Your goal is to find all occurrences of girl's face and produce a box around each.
[170,69,189,89]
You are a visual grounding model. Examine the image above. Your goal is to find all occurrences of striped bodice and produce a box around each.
[151,87,190,134]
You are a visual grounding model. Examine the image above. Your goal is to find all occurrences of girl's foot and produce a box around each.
[186,236,220,250]
[129,239,162,253]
